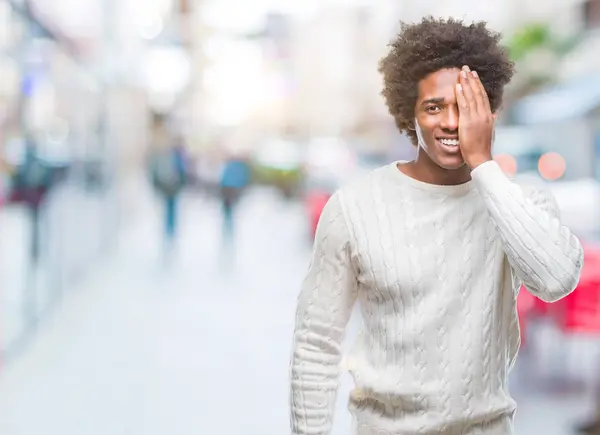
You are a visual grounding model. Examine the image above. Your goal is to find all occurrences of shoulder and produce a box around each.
[336,164,392,206]
[320,163,395,238]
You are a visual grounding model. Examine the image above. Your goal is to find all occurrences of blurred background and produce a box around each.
[0,0,599,434]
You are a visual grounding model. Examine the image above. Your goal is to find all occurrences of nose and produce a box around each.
[441,106,459,131]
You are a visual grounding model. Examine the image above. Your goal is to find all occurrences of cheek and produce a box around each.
[416,120,436,140]
[421,113,438,125]
[415,121,435,152]
[416,114,436,131]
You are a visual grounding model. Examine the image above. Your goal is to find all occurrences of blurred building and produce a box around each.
[507,0,600,183]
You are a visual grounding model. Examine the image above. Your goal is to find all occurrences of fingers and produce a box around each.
[468,68,492,113]
[457,65,495,119]
[455,82,469,117]
[458,66,478,114]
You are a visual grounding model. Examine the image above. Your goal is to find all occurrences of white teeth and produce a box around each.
[439,139,459,146]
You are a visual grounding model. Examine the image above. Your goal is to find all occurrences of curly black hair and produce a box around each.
[379,17,515,145]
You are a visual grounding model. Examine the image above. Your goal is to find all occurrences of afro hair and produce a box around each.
[379,17,515,144]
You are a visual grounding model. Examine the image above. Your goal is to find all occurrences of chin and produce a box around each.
[418,144,467,171]
[435,155,467,171]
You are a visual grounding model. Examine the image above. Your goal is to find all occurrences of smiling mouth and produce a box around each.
[437,138,459,147]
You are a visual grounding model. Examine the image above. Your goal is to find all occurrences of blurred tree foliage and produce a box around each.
[507,22,581,62]
[503,22,583,103]
[507,23,551,61]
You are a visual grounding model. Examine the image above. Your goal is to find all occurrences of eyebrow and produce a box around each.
[420,97,445,106]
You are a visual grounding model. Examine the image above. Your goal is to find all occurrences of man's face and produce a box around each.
[413,67,466,170]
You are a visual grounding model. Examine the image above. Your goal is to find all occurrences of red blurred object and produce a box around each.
[555,244,600,334]
[517,242,600,342]
[305,190,331,238]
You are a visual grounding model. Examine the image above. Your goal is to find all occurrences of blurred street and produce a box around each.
[0,182,596,435]
[0,183,313,435]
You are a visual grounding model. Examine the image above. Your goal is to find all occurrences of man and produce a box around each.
[289,17,583,435]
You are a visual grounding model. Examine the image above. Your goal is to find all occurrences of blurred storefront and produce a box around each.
[0,0,155,360]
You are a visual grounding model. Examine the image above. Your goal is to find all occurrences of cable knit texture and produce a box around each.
[290,160,584,435]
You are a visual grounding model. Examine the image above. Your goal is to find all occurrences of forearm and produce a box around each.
[290,319,344,435]
[471,161,583,301]
[290,266,356,434]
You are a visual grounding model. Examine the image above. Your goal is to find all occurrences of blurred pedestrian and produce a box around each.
[218,155,250,238]
[289,17,584,435]
[148,117,188,254]
[12,139,54,263]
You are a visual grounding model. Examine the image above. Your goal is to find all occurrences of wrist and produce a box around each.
[465,154,492,169]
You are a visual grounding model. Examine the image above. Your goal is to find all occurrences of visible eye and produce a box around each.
[425,105,441,114]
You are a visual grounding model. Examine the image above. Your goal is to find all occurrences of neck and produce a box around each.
[402,148,472,186]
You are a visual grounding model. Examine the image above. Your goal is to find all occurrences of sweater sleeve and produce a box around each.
[290,191,358,435]
[471,160,584,302]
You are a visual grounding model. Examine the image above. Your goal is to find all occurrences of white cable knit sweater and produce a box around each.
[290,160,584,435]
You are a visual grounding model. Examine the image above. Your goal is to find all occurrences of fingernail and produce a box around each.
[463,65,471,72]
[461,70,468,78]
[472,70,478,78]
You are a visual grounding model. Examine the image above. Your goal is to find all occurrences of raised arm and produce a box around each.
[471,161,584,302]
